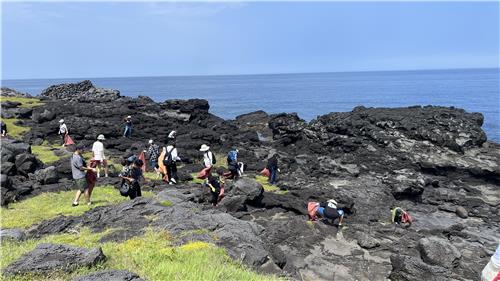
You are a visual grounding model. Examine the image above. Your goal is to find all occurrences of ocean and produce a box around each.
[2,68,499,143]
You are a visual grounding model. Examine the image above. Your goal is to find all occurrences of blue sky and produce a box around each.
[2,2,499,79]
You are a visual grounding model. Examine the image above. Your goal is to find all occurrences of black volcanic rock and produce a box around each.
[72,270,145,281]
[3,243,106,276]
[40,80,121,102]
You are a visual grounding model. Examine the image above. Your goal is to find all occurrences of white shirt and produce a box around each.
[59,123,68,134]
[92,141,105,160]
[203,151,213,168]
[166,145,180,161]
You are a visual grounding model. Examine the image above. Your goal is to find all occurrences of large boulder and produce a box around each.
[1,139,31,155]
[32,109,56,123]
[268,113,306,146]
[0,87,32,98]
[72,270,145,281]
[32,166,59,184]
[14,153,39,176]
[389,255,449,281]
[417,237,461,268]
[1,161,16,175]
[3,243,106,276]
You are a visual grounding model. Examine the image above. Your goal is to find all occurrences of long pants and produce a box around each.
[129,182,142,199]
[269,167,277,184]
[123,126,132,138]
[167,163,177,182]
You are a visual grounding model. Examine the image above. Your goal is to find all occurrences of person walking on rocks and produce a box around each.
[58,119,68,146]
[266,154,279,185]
[92,134,108,177]
[197,144,215,179]
[123,116,132,138]
[164,141,181,184]
[1,120,7,137]
[147,139,160,172]
[119,158,145,199]
[204,168,225,206]
[71,145,95,206]
[226,148,240,180]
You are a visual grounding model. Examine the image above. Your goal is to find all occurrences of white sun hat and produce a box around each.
[59,119,64,123]
[148,139,154,144]
[199,144,210,152]
[97,134,105,140]
[126,115,132,119]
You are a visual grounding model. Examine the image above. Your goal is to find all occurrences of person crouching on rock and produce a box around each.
[315,199,345,226]
[204,168,225,206]
[266,154,279,185]
[197,144,214,179]
[391,207,412,228]
[92,134,108,177]
[119,158,145,199]
[58,119,68,147]
[123,115,132,138]
[71,145,96,206]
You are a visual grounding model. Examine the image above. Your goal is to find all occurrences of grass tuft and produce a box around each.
[1,118,30,139]
[31,142,67,164]
[255,175,279,192]
[0,185,153,229]
[160,200,173,207]
[0,97,44,108]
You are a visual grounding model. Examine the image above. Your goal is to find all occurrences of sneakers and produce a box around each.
[171,178,177,184]
[72,201,79,207]
[87,201,92,206]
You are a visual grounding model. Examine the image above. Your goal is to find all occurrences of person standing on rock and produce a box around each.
[58,119,68,146]
[123,116,132,138]
[0,120,7,137]
[204,168,225,206]
[92,134,108,177]
[266,154,279,185]
[165,141,181,184]
[226,148,240,180]
[71,145,95,206]
[147,139,160,172]
[198,144,215,179]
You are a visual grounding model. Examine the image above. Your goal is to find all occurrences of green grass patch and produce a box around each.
[190,172,205,184]
[31,142,67,164]
[1,118,30,139]
[1,96,44,108]
[144,171,160,181]
[255,175,279,192]
[0,185,153,229]
[159,200,173,207]
[1,229,279,281]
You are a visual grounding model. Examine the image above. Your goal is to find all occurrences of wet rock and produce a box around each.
[3,243,106,276]
[0,228,26,241]
[32,166,59,184]
[418,237,461,268]
[455,206,468,219]
[72,270,145,281]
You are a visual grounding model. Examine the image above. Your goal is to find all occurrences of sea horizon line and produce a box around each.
[2,67,499,82]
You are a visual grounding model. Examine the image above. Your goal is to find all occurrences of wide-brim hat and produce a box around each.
[199,144,210,152]
[59,119,64,123]
[97,134,105,140]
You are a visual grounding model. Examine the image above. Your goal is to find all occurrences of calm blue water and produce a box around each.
[2,68,499,142]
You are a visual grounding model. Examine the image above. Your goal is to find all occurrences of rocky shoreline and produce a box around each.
[1,80,499,280]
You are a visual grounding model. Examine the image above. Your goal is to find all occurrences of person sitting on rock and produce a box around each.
[1,120,7,137]
[58,119,68,146]
[92,134,108,177]
[147,139,160,172]
[204,168,225,206]
[71,145,95,206]
[123,115,132,138]
[266,154,279,185]
[226,148,240,180]
[391,207,412,227]
[315,199,345,226]
[197,144,215,179]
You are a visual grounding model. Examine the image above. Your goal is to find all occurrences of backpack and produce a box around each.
[119,180,130,196]
[227,151,237,164]
[163,148,174,166]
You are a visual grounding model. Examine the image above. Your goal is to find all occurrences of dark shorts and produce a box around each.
[74,178,88,192]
